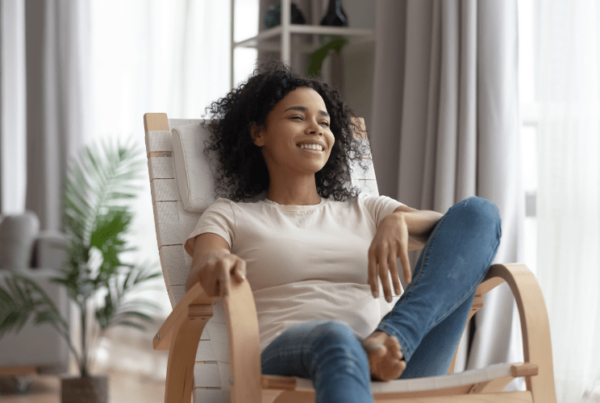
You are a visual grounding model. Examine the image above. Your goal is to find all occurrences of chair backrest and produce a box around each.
[144,113,392,402]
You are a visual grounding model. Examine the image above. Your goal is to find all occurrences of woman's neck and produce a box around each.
[266,173,321,206]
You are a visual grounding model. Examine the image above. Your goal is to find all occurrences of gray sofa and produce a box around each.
[0,212,70,377]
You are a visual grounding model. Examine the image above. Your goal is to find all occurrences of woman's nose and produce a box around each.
[307,120,322,135]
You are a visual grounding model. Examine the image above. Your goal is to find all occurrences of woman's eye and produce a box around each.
[290,116,329,127]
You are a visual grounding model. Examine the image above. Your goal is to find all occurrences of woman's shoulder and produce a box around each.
[213,197,234,205]
[356,192,402,204]
[204,197,235,210]
[209,195,268,213]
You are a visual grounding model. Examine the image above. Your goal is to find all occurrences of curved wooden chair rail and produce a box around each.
[153,263,556,403]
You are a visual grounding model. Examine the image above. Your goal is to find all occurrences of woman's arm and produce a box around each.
[391,205,444,248]
[185,233,246,299]
[368,205,443,302]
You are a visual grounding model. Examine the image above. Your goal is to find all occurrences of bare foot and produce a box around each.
[361,331,406,381]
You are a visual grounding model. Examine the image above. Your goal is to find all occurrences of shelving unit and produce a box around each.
[230,0,375,88]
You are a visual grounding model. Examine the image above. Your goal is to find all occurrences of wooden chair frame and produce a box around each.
[144,113,556,403]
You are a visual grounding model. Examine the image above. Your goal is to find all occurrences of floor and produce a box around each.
[0,319,169,403]
[0,369,165,403]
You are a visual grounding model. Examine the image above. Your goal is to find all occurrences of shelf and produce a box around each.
[234,24,375,50]
[229,0,376,89]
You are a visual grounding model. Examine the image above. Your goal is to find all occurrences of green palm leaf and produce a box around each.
[95,262,161,332]
[0,275,67,338]
[62,138,144,263]
[2,136,160,377]
[307,36,348,78]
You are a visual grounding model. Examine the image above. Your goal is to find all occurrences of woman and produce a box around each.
[184,62,501,403]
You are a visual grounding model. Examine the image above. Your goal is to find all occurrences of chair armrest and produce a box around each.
[224,276,263,403]
[153,282,215,350]
[482,263,557,402]
[154,282,217,403]
[156,278,263,403]
[476,269,506,297]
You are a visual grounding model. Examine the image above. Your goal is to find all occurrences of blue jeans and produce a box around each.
[260,196,502,403]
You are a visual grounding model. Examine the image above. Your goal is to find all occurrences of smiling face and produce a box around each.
[251,87,335,178]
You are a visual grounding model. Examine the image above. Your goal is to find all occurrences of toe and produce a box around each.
[363,340,387,358]
[374,344,387,358]
[385,336,404,360]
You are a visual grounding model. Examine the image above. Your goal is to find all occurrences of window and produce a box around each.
[518,0,538,275]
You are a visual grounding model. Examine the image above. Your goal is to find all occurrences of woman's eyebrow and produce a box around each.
[284,106,330,117]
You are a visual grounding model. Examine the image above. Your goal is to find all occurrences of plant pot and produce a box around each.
[61,375,108,403]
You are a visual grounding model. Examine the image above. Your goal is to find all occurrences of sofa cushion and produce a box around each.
[0,212,39,269]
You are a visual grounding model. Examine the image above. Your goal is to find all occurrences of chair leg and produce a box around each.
[485,264,557,403]
[448,295,484,374]
[164,317,207,403]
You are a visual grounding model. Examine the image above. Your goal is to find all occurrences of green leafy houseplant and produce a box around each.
[0,138,161,379]
[307,36,348,78]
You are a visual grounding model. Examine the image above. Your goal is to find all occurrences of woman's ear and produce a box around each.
[250,122,265,147]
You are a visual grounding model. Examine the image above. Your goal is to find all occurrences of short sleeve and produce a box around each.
[359,194,405,227]
[184,198,236,257]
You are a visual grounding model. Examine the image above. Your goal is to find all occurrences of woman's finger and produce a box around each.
[232,257,246,282]
[378,246,393,302]
[216,259,231,298]
[387,249,401,296]
[368,248,378,298]
[204,263,220,297]
[399,240,412,284]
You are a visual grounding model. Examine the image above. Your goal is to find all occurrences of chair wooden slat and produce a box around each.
[169,285,188,307]
[159,245,186,270]
[193,389,229,403]
[148,156,175,180]
[151,178,179,202]
[146,130,173,152]
[194,362,222,387]
[196,340,225,362]
[153,202,182,246]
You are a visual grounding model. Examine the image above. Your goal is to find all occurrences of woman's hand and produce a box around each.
[368,212,412,303]
[186,239,246,299]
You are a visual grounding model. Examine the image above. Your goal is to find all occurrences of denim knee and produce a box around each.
[308,321,369,372]
[309,321,362,353]
[456,197,501,235]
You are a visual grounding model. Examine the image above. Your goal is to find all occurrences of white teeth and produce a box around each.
[299,144,323,151]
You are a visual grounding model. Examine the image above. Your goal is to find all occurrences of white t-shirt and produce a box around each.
[184,193,404,352]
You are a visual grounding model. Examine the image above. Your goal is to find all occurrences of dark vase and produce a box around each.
[320,0,348,27]
[264,2,306,29]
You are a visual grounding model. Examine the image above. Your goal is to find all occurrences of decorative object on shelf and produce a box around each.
[0,138,161,403]
[307,36,348,78]
[264,2,306,29]
[320,0,348,27]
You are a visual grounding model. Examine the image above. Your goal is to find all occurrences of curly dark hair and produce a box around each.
[201,61,371,202]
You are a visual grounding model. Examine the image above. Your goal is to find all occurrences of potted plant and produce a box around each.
[307,36,348,79]
[0,138,161,402]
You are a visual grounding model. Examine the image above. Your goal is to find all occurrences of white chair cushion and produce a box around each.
[295,362,519,393]
[171,123,217,213]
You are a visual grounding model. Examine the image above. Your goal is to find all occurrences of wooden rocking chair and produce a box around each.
[143,112,556,403]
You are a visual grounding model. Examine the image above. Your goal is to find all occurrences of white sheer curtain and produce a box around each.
[537,1,600,401]
[87,0,239,315]
[370,1,524,388]
[0,0,26,215]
